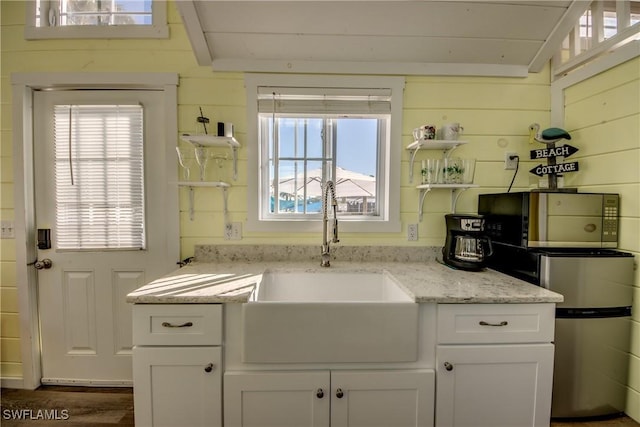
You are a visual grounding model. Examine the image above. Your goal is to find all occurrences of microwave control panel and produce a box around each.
[602,194,619,242]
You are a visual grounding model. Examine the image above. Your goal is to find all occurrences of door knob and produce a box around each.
[204,363,214,373]
[444,362,453,371]
[336,388,344,398]
[34,259,52,270]
[316,388,324,399]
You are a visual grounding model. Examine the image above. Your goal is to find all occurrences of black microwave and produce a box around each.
[478,192,619,249]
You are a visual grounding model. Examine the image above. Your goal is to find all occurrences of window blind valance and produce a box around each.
[257,86,393,115]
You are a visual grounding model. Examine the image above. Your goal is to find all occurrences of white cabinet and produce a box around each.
[224,369,435,427]
[435,304,555,427]
[224,371,330,427]
[132,304,223,427]
[331,370,434,427]
[133,346,222,427]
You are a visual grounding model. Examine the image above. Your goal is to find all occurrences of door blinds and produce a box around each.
[53,104,146,250]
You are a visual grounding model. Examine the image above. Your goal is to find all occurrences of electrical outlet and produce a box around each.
[1,220,15,239]
[504,152,518,170]
[407,223,418,241]
[224,222,242,240]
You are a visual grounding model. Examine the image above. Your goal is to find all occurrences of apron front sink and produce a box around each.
[242,271,418,363]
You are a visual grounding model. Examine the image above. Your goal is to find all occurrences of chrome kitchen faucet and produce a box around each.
[321,180,339,267]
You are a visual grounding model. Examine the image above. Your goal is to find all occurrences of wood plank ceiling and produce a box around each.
[177,1,591,77]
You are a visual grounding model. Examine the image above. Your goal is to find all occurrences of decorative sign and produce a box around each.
[529,143,580,181]
[530,144,578,160]
[530,162,580,177]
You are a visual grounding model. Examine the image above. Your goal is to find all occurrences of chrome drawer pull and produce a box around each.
[479,321,508,327]
[161,321,193,328]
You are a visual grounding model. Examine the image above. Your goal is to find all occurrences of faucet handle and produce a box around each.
[332,219,339,243]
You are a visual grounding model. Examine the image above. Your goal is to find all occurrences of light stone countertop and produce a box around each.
[126,259,563,305]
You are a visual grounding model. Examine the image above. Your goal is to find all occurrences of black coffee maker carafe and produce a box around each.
[442,214,493,271]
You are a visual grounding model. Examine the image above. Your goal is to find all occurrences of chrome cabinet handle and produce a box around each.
[161,321,193,328]
[444,362,453,371]
[204,363,214,373]
[479,321,508,327]
[316,388,324,399]
[336,388,344,398]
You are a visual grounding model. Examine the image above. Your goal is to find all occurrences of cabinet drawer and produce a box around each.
[437,303,555,344]
[133,304,222,346]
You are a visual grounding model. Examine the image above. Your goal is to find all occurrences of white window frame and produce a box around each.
[245,74,404,233]
[24,0,169,40]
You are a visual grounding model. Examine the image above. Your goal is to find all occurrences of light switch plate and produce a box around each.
[1,220,15,239]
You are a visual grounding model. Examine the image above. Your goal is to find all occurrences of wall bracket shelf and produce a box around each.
[417,184,479,221]
[406,140,467,184]
[181,134,240,181]
[177,182,230,222]
[407,139,475,220]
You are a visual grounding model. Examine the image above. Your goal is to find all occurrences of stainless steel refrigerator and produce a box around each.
[539,250,634,419]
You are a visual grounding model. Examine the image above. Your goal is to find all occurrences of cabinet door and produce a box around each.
[133,346,221,427]
[331,370,435,427]
[436,344,554,427]
[224,371,330,427]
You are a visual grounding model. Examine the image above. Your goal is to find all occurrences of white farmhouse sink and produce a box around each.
[252,271,414,303]
[242,271,418,363]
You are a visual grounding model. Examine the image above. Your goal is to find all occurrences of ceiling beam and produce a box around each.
[212,58,529,78]
[175,1,212,67]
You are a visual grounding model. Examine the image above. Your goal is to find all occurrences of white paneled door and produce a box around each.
[33,90,175,385]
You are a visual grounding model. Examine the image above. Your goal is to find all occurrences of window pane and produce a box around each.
[54,104,146,250]
[306,119,324,159]
[632,1,640,25]
[267,115,382,218]
[38,0,153,27]
[335,118,379,215]
[271,160,323,214]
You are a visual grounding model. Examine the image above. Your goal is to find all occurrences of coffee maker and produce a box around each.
[442,214,493,271]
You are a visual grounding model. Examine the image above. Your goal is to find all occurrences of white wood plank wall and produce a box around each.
[563,56,640,421]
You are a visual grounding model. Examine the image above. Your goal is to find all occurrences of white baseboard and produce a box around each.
[1,377,25,389]
[41,378,132,387]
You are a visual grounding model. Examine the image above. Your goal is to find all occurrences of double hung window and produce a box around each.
[246,75,403,233]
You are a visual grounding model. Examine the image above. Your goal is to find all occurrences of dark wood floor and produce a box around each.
[2,385,640,426]
[1,386,134,426]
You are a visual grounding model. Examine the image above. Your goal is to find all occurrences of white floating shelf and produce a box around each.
[406,140,468,183]
[176,181,230,222]
[177,181,230,188]
[406,139,468,151]
[416,184,479,221]
[180,134,240,147]
[180,134,240,181]
[416,183,478,190]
